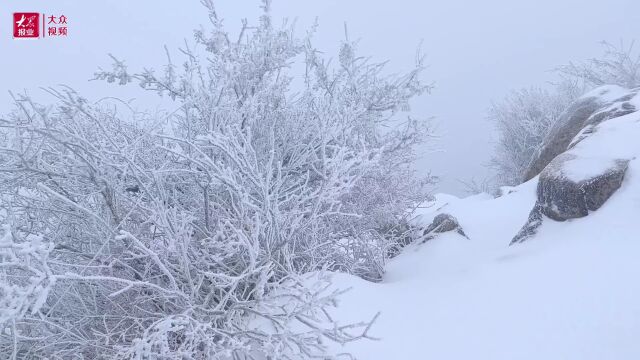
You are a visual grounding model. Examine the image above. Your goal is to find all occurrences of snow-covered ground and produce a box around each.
[326,154,640,359]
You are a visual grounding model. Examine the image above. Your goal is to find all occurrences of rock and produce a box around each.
[511,155,629,244]
[423,213,467,241]
[523,85,636,181]
[511,85,640,244]
[538,155,629,221]
[511,203,544,244]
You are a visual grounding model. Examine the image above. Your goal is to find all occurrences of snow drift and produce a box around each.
[321,85,640,359]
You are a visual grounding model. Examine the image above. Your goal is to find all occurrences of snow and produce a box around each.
[567,110,640,162]
[560,91,640,183]
[322,153,640,359]
[560,156,622,183]
[579,84,629,103]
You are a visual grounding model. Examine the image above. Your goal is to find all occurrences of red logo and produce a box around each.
[13,13,40,38]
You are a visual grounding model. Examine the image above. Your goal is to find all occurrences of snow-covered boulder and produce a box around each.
[512,156,629,244]
[524,85,637,181]
[423,213,467,240]
[513,85,640,244]
[537,154,629,221]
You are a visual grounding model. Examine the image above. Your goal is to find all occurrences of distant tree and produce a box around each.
[457,177,494,196]
[558,40,640,89]
[488,83,581,186]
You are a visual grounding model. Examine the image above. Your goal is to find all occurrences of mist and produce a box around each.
[2,0,639,193]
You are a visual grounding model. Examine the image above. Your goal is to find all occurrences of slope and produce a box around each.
[327,155,640,359]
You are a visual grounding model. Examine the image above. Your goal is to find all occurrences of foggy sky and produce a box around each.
[2,0,639,195]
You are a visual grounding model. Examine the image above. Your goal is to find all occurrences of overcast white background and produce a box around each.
[2,1,639,194]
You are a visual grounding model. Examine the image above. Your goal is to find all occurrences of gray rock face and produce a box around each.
[511,155,629,244]
[511,203,544,244]
[423,213,467,241]
[523,97,602,181]
[538,155,629,221]
[523,86,636,181]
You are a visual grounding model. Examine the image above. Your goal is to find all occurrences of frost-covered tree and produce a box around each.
[488,83,580,186]
[558,40,640,89]
[0,1,432,358]
[94,0,434,282]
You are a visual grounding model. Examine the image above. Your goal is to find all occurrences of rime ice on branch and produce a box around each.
[0,0,433,358]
